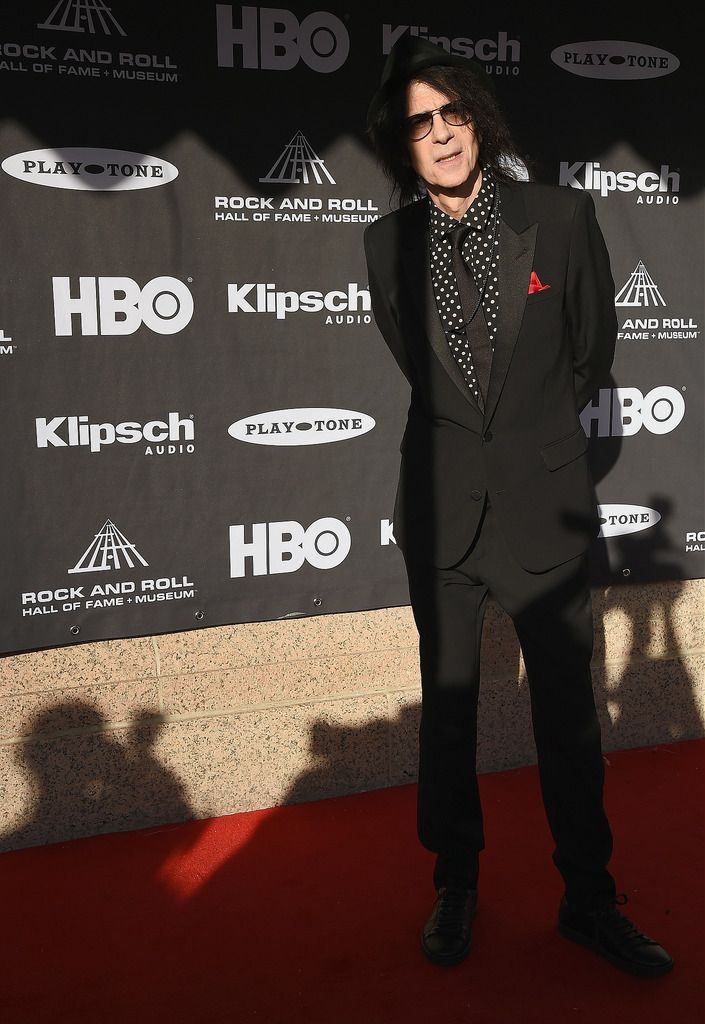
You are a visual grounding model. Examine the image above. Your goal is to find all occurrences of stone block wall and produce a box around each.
[1,579,703,851]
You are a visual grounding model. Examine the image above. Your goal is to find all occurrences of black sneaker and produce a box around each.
[558,893,674,977]
[421,886,477,966]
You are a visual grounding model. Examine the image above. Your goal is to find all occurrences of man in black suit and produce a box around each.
[364,36,672,977]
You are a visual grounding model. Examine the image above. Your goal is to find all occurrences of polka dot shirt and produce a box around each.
[429,170,501,403]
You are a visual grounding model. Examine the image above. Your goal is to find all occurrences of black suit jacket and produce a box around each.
[364,180,617,571]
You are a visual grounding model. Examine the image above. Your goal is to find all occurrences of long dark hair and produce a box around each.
[367,64,529,207]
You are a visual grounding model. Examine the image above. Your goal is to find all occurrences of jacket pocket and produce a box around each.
[540,426,588,472]
[525,288,556,305]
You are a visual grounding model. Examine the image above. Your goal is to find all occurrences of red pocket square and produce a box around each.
[528,271,551,294]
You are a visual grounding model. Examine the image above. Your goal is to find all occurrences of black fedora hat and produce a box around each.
[367,35,491,127]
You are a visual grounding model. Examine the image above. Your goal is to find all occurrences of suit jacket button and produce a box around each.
[471,489,483,501]
[483,430,493,442]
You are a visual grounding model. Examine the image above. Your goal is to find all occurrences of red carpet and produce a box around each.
[1,739,702,1024]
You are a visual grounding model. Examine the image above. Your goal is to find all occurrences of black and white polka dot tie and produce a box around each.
[450,225,493,404]
[429,179,501,407]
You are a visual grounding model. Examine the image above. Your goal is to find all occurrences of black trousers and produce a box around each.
[404,498,615,908]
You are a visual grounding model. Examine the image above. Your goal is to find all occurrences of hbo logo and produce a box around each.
[52,276,194,336]
[229,517,351,577]
[580,386,685,436]
[216,5,349,73]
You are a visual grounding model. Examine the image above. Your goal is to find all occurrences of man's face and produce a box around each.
[405,80,480,195]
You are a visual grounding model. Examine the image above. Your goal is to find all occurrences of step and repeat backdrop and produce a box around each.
[1,2,703,654]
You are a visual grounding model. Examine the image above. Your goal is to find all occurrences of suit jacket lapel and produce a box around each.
[399,200,484,417]
[483,183,537,427]
[397,184,538,426]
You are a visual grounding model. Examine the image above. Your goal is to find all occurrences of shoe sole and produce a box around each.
[558,922,674,978]
[420,929,472,967]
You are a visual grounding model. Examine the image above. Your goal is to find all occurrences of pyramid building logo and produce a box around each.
[615,260,666,307]
[68,520,148,574]
[38,0,126,36]
[259,132,336,185]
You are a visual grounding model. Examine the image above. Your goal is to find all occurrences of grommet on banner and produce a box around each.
[622,568,631,577]
[313,597,322,607]
[70,625,81,635]
[194,610,205,620]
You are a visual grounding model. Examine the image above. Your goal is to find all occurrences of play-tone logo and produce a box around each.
[1,149,178,190]
[597,504,661,538]
[228,409,375,446]
[551,41,679,79]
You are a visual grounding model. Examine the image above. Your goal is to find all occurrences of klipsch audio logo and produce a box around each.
[228,409,375,446]
[383,24,520,77]
[580,387,685,437]
[380,520,397,546]
[38,0,126,35]
[1,149,178,191]
[1,3,178,83]
[597,504,661,538]
[559,161,679,204]
[52,276,193,335]
[35,412,195,455]
[20,518,196,617]
[227,282,371,325]
[216,5,349,72]
[616,262,700,342]
[551,41,679,80]
[215,131,379,227]
[229,517,351,577]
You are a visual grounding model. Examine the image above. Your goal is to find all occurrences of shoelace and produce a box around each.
[596,893,657,946]
[431,889,471,935]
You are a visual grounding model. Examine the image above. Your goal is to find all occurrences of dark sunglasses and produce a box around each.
[404,102,473,141]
